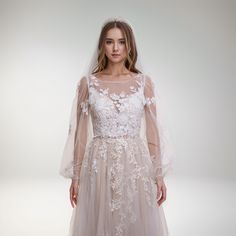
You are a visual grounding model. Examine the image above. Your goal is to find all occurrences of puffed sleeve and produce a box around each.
[59,76,91,182]
[144,75,174,183]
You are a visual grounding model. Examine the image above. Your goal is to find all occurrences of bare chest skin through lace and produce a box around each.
[89,73,144,114]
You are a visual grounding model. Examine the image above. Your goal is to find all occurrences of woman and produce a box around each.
[59,18,173,236]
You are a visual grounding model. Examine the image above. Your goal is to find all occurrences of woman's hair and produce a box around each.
[92,19,142,74]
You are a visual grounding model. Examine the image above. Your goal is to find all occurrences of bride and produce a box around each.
[59,17,174,236]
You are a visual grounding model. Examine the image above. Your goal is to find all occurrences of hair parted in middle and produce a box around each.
[92,18,142,74]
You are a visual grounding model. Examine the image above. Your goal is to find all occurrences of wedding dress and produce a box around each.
[59,72,173,236]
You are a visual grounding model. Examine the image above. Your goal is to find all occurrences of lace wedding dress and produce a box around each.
[59,73,173,236]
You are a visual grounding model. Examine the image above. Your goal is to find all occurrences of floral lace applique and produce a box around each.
[77,74,161,236]
[89,74,145,114]
[145,96,156,106]
[80,99,89,115]
[83,136,157,236]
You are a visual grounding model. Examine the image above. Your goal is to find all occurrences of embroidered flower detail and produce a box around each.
[91,158,98,173]
[89,79,99,87]
[145,96,156,106]
[99,88,109,96]
[110,92,121,100]
[80,100,89,115]
[130,86,137,93]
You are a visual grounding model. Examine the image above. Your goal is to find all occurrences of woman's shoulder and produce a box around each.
[76,75,89,90]
[143,74,154,83]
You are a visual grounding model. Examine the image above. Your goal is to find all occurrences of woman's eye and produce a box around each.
[105,40,125,45]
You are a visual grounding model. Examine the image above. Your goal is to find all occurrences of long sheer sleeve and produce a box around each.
[59,76,91,182]
[144,75,174,183]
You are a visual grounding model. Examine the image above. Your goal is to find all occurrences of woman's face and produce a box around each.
[103,27,128,64]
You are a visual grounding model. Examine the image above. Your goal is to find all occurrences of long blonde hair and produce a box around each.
[92,19,142,74]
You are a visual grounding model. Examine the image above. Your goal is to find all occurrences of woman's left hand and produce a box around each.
[156,177,167,206]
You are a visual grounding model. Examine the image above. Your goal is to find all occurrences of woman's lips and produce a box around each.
[112,54,120,57]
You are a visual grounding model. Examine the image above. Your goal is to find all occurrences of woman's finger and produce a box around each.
[70,188,75,208]
[73,189,77,206]
[72,185,79,207]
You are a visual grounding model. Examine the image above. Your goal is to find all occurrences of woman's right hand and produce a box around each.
[69,179,79,208]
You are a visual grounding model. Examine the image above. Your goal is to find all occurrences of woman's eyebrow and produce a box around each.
[105,38,125,40]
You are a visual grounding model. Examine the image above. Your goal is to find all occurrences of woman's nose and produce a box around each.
[113,43,118,51]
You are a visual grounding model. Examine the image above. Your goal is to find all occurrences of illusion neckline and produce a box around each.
[90,73,142,83]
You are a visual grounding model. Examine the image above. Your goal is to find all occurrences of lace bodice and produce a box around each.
[88,74,145,138]
[59,73,173,183]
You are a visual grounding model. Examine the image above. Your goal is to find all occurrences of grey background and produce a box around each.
[0,1,235,235]
[1,0,235,180]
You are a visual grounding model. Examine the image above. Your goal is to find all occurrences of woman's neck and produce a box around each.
[104,63,130,76]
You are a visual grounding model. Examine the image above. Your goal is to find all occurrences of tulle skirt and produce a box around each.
[68,135,169,236]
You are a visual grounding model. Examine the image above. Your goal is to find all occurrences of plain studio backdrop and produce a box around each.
[0,0,235,235]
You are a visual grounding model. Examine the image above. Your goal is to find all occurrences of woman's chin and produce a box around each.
[109,57,125,64]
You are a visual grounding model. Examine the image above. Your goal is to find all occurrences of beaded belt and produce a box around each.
[93,134,140,139]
